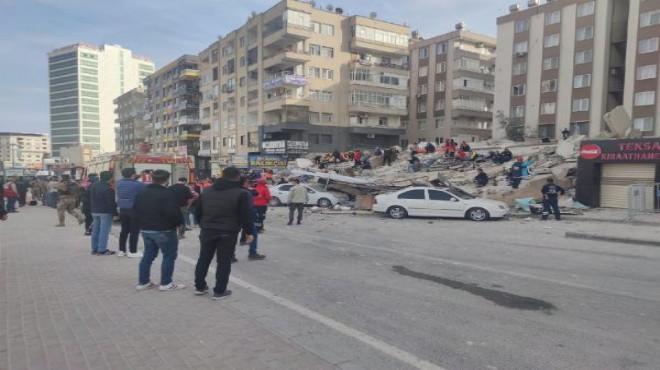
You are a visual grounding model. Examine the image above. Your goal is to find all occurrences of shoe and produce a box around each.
[297,221,301,225]
[248,253,266,261]
[230,256,238,263]
[212,290,232,300]
[127,252,143,258]
[136,281,156,291]
[91,251,99,255]
[178,235,185,239]
[287,222,292,226]
[84,231,91,236]
[78,219,84,225]
[195,286,209,295]
[97,250,116,256]
[159,282,186,291]
[55,224,65,227]
[117,251,127,257]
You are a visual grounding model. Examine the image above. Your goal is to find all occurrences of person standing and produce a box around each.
[15,177,29,207]
[169,177,193,239]
[81,173,98,236]
[46,176,59,208]
[55,174,85,226]
[509,159,523,189]
[194,167,254,299]
[287,178,308,225]
[2,177,19,213]
[252,178,271,233]
[0,178,7,221]
[561,128,570,140]
[116,168,147,257]
[240,177,265,261]
[134,170,185,291]
[541,178,565,221]
[89,171,117,255]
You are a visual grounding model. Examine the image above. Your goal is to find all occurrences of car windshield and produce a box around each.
[308,185,326,192]
[447,188,476,200]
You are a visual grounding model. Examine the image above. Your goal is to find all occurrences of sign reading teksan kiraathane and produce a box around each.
[579,139,660,162]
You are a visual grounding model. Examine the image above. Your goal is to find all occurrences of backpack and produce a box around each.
[60,181,79,195]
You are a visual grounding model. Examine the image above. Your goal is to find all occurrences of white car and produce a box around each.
[268,183,347,208]
[373,186,509,221]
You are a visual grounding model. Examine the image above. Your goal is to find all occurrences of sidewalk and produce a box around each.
[562,208,660,225]
[0,207,336,370]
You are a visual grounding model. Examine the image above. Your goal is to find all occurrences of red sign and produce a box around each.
[579,144,602,160]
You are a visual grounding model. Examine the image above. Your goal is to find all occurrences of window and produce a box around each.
[321,134,332,144]
[419,66,428,77]
[572,98,590,112]
[545,10,561,25]
[398,190,426,200]
[577,1,595,17]
[570,121,589,135]
[575,50,593,64]
[634,91,655,106]
[514,41,528,54]
[512,84,526,96]
[638,38,659,54]
[538,124,556,139]
[309,44,321,56]
[321,113,333,123]
[576,26,594,41]
[544,34,560,48]
[435,81,445,92]
[633,117,654,132]
[541,79,558,93]
[309,111,320,123]
[436,62,446,73]
[436,43,447,54]
[239,37,245,47]
[321,24,334,35]
[310,90,333,102]
[541,102,556,115]
[418,100,427,113]
[419,47,429,59]
[574,74,592,88]
[380,74,400,86]
[417,119,427,129]
[309,67,321,78]
[418,83,428,95]
[308,133,320,144]
[321,46,334,58]
[515,20,529,33]
[637,65,657,80]
[321,68,334,80]
[435,99,445,110]
[428,190,454,201]
[378,117,389,127]
[435,117,444,128]
[513,62,527,75]
[640,10,660,27]
[512,106,525,118]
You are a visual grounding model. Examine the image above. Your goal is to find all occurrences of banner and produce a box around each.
[248,154,287,168]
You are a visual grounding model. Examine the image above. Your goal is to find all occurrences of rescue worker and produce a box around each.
[55,174,85,227]
[541,178,565,221]
[252,178,271,233]
[474,168,488,188]
[509,158,524,189]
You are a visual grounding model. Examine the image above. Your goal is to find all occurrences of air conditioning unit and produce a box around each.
[509,4,521,12]
[516,52,527,57]
[528,0,540,7]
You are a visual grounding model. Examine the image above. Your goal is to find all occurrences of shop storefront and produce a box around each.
[576,139,660,209]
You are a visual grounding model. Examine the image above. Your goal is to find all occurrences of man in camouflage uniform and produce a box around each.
[55,174,85,227]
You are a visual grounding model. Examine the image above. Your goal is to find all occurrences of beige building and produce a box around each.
[494,0,660,140]
[143,55,202,164]
[48,44,155,156]
[0,132,50,170]
[198,0,410,165]
[407,27,496,145]
[114,86,148,153]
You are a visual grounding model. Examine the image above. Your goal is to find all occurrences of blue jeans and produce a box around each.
[6,197,17,212]
[249,224,258,255]
[91,213,114,253]
[139,230,178,286]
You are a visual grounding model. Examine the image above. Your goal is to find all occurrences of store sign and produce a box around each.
[262,140,287,154]
[579,139,660,162]
[286,141,309,154]
[248,154,287,168]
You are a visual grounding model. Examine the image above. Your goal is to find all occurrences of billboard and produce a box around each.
[248,154,287,168]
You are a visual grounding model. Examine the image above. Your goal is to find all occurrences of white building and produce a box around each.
[48,43,155,156]
[0,132,51,170]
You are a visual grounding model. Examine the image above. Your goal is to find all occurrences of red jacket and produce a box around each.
[253,183,272,207]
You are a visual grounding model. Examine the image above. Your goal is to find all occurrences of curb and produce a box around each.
[565,231,660,248]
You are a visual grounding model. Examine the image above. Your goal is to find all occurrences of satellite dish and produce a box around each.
[335,7,343,14]
[411,30,419,38]
[370,11,377,18]
[326,4,334,11]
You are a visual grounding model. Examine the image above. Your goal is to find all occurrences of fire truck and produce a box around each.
[85,153,194,185]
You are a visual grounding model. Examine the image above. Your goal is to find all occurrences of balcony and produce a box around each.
[263,23,313,47]
[176,116,200,125]
[263,93,309,112]
[178,133,201,140]
[350,75,408,91]
[348,102,407,116]
[452,81,495,94]
[179,69,200,79]
[352,59,409,72]
[263,73,308,91]
[350,37,409,56]
[452,100,493,118]
[263,49,311,69]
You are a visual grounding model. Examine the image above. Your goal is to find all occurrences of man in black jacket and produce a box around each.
[169,177,192,239]
[134,170,185,291]
[0,179,7,221]
[15,177,29,207]
[89,171,117,255]
[194,167,254,299]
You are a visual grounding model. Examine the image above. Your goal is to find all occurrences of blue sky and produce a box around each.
[0,0,513,134]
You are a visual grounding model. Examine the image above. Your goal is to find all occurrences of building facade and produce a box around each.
[47,43,155,156]
[494,0,660,140]
[114,86,148,153]
[143,55,202,163]
[0,132,51,170]
[407,28,496,145]
[198,0,410,167]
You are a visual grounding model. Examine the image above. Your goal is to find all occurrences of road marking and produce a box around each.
[177,254,446,370]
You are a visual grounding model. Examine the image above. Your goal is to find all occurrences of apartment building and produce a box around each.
[198,0,410,165]
[408,27,496,145]
[47,43,155,156]
[0,132,50,170]
[114,86,148,153]
[143,55,202,164]
[494,0,660,140]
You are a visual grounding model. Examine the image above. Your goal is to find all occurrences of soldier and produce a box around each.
[55,174,85,227]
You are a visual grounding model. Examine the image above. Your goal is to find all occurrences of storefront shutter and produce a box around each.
[600,163,655,209]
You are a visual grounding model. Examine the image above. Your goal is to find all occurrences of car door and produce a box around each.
[276,184,293,203]
[303,185,317,205]
[428,189,465,218]
[395,189,429,216]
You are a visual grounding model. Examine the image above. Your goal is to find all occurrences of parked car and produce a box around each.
[268,183,348,208]
[373,186,509,221]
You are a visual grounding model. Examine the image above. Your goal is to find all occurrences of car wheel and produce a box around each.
[269,197,282,207]
[317,198,332,208]
[466,207,490,221]
[387,206,408,219]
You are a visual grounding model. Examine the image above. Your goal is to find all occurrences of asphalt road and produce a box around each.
[216,207,660,370]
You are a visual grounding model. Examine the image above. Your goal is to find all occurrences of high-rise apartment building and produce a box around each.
[114,86,148,153]
[494,0,660,140]
[48,43,155,156]
[198,0,410,164]
[143,55,202,163]
[408,27,496,145]
[0,132,50,170]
